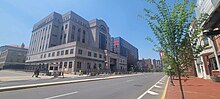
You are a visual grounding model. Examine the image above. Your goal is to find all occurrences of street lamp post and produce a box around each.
[168,65,174,86]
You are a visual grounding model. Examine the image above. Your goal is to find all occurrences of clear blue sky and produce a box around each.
[0,0,161,59]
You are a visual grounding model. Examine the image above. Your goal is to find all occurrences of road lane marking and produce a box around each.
[126,79,134,82]
[137,76,166,99]
[147,90,159,95]
[154,85,162,88]
[161,77,169,99]
[45,91,78,99]
[158,82,163,84]
[0,73,147,93]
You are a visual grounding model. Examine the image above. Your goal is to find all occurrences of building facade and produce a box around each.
[137,58,163,72]
[0,44,28,69]
[192,0,220,79]
[111,37,138,71]
[152,59,163,72]
[26,11,127,74]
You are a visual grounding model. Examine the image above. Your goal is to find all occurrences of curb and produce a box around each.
[0,74,143,92]
[161,77,169,99]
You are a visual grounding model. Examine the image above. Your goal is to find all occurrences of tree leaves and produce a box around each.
[143,0,207,74]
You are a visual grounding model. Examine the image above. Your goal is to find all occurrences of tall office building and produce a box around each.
[26,11,127,74]
[111,37,138,71]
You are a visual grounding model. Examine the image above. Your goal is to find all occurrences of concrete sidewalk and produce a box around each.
[165,77,220,99]
[0,74,90,82]
[0,70,89,82]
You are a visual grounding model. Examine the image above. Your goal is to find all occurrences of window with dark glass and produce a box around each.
[77,62,81,69]
[70,33,74,42]
[52,52,55,57]
[99,33,107,50]
[65,24,68,29]
[78,49,82,55]
[48,53,51,57]
[61,50,64,55]
[70,49,74,54]
[59,62,63,68]
[57,51,60,56]
[77,28,81,41]
[99,54,102,58]
[88,51,91,56]
[93,63,96,69]
[69,62,72,68]
[65,50,69,55]
[94,53,97,58]
[64,62,67,68]
[82,30,86,43]
[44,54,46,58]
[99,64,102,69]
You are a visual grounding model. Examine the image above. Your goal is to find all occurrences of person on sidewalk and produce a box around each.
[60,68,65,78]
[32,69,37,77]
[35,68,40,78]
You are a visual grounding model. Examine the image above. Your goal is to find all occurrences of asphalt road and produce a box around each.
[0,73,167,99]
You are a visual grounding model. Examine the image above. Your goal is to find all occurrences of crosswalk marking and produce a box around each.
[154,85,162,88]
[147,90,159,95]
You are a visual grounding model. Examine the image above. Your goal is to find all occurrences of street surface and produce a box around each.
[0,72,166,99]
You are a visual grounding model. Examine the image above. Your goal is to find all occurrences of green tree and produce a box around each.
[141,0,207,99]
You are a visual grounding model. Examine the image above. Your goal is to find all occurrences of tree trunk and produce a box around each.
[177,65,185,99]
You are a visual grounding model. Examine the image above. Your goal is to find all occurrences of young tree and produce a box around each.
[142,0,207,99]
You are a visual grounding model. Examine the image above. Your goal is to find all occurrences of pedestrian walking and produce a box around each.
[32,69,37,77]
[35,68,40,78]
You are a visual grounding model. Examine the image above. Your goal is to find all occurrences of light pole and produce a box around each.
[168,65,174,86]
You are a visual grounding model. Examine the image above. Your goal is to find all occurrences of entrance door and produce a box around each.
[110,58,117,73]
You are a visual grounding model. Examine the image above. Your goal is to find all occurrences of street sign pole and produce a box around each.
[168,65,174,86]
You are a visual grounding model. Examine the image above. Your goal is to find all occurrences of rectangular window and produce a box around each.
[64,62,67,68]
[77,62,81,69]
[52,52,55,57]
[69,62,72,68]
[99,54,102,58]
[65,50,69,55]
[77,28,81,41]
[78,49,82,55]
[94,53,97,58]
[40,54,43,58]
[61,50,64,55]
[57,51,60,56]
[70,34,74,42]
[99,64,102,69]
[48,53,51,57]
[59,62,63,68]
[82,30,86,43]
[70,49,74,54]
[44,54,46,58]
[88,51,91,56]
